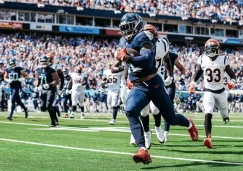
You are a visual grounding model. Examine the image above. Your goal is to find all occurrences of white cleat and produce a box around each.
[164,131,169,142]
[144,131,152,149]
[70,115,74,119]
[155,126,165,143]
[130,134,136,145]
[81,113,85,119]
[109,119,115,125]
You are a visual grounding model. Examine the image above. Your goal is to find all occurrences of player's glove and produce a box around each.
[127,78,133,89]
[223,117,230,124]
[42,84,50,90]
[189,81,195,94]
[164,76,173,86]
[116,48,129,61]
[34,87,38,92]
[38,86,42,91]
[179,75,185,86]
[227,79,236,90]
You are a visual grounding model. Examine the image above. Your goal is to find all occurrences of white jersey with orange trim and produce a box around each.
[71,72,84,91]
[197,54,229,91]
[103,69,122,92]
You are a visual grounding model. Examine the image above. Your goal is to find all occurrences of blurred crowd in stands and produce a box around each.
[0,32,243,113]
[3,0,243,25]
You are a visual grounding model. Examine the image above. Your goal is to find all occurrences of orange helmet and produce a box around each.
[204,39,220,58]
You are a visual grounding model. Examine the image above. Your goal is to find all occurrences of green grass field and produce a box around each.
[1,111,243,171]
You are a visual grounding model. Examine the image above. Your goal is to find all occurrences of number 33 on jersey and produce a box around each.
[198,54,229,91]
[103,69,122,92]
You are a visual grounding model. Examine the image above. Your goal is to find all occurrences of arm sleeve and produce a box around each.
[128,48,154,69]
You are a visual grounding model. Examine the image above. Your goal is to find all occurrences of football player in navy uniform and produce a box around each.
[116,13,198,164]
[36,56,60,127]
[62,68,72,118]
[4,59,28,120]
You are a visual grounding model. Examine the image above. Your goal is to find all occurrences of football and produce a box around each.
[126,48,139,57]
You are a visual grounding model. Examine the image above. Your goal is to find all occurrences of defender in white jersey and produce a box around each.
[103,67,122,125]
[189,39,236,148]
[67,66,86,119]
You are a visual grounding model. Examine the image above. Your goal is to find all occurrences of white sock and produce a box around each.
[186,121,192,129]
[164,131,169,136]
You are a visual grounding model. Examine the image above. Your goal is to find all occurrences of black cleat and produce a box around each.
[7,116,12,121]
[25,109,28,118]
[48,124,57,127]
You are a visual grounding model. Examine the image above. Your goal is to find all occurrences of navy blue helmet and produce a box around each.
[39,56,49,68]
[8,59,16,68]
[119,13,144,41]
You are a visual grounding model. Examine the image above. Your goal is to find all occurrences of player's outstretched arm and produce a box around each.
[225,65,236,81]
[163,52,173,77]
[4,71,11,83]
[189,64,203,93]
[50,72,60,87]
[175,58,186,75]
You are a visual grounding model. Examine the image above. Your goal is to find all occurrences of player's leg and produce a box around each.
[216,91,229,123]
[147,75,198,141]
[7,89,17,120]
[140,104,151,149]
[150,101,164,143]
[203,91,215,148]
[47,90,57,126]
[163,83,176,142]
[79,90,85,119]
[63,94,69,118]
[107,91,115,125]
[15,89,28,118]
[71,91,78,119]
[109,91,119,125]
[126,87,151,164]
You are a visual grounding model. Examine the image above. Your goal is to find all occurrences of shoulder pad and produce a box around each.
[128,31,154,50]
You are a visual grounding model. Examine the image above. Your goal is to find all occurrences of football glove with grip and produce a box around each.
[42,84,50,90]
[179,74,185,86]
[116,48,129,61]
[127,78,133,89]
[164,76,173,86]
[227,79,236,90]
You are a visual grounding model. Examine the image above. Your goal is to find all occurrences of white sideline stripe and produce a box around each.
[1,121,243,140]
[0,138,242,166]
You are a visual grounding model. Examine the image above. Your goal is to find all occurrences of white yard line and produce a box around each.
[1,121,243,140]
[0,138,242,166]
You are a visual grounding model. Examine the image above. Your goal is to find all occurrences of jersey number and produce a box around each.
[74,78,82,84]
[205,68,221,82]
[9,72,18,80]
[108,75,117,83]
[40,75,47,85]
[156,58,162,68]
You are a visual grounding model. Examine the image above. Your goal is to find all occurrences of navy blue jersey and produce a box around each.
[6,67,23,88]
[126,31,157,81]
[37,66,56,89]
[64,75,71,90]
[159,52,178,80]
[119,37,127,48]
[26,78,34,86]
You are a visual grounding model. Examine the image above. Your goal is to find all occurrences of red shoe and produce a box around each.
[204,137,212,148]
[132,148,152,165]
[187,118,199,141]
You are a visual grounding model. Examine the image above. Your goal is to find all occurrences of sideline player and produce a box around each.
[103,64,122,125]
[36,56,60,127]
[67,66,86,119]
[4,59,28,120]
[189,39,236,148]
[62,68,72,118]
[116,13,198,164]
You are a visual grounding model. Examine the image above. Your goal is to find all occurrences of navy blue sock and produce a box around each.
[164,120,170,131]
[126,113,145,148]
[112,107,118,120]
[153,113,161,127]
[165,113,189,127]
[141,115,150,132]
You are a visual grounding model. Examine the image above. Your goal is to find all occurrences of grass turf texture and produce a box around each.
[0,112,243,171]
